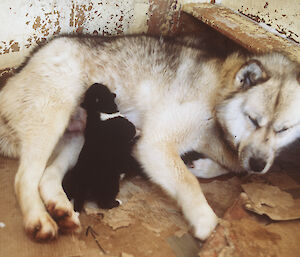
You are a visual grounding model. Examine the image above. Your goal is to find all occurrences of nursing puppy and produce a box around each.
[0,35,299,241]
[63,83,140,211]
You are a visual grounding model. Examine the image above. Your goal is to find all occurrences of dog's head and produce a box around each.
[216,52,300,174]
[81,83,118,114]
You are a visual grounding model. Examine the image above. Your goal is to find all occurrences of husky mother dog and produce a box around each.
[0,35,299,241]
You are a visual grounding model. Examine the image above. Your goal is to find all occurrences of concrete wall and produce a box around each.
[0,0,181,72]
[0,0,150,70]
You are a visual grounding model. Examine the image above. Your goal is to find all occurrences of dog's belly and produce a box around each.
[67,107,87,132]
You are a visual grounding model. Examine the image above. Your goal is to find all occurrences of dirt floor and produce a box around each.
[1,149,300,257]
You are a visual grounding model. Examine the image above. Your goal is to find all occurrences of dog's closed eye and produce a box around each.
[247,115,260,129]
[274,126,289,134]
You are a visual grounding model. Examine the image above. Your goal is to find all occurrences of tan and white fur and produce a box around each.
[0,35,299,241]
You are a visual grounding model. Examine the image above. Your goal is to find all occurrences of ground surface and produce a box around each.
[1,154,300,257]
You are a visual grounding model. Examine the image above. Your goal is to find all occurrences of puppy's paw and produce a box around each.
[192,204,219,241]
[24,212,58,241]
[46,201,81,233]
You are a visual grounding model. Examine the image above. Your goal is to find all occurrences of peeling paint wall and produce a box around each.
[147,0,181,35]
[179,0,300,44]
[179,0,300,39]
[220,1,300,44]
[3,0,298,73]
[178,0,217,4]
[0,0,151,70]
[179,0,210,4]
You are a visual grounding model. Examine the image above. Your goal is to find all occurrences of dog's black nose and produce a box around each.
[249,157,266,173]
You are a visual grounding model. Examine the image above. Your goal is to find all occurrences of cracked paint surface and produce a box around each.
[147,0,181,35]
[220,0,300,44]
[0,0,144,69]
[180,0,299,43]
[183,3,300,63]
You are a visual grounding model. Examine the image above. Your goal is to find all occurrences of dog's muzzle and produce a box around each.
[240,145,274,174]
[248,157,267,173]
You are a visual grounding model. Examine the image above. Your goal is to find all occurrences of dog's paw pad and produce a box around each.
[193,213,218,241]
[58,220,81,234]
[46,201,72,219]
[57,213,81,234]
[25,215,58,241]
[46,202,81,233]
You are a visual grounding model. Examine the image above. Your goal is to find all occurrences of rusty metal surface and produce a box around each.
[183,3,300,62]
[147,0,181,36]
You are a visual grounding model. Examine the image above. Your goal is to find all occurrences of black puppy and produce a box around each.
[63,83,140,212]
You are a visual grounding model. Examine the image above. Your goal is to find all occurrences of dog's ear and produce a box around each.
[235,60,269,88]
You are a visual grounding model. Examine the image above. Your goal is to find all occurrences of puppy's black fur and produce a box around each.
[63,83,141,212]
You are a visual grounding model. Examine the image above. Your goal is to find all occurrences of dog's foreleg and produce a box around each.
[14,103,76,241]
[39,132,84,233]
[15,154,58,240]
[15,129,68,240]
[135,137,218,241]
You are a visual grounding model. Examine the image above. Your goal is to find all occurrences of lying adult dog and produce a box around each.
[0,35,299,241]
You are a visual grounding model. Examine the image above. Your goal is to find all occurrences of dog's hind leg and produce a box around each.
[39,132,84,233]
[14,110,73,241]
[135,134,218,241]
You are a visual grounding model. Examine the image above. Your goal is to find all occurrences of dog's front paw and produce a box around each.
[191,204,219,241]
[24,212,58,241]
[46,200,81,233]
[40,178,81,234]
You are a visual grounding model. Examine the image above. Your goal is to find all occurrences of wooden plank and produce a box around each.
[182,3,300,62]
